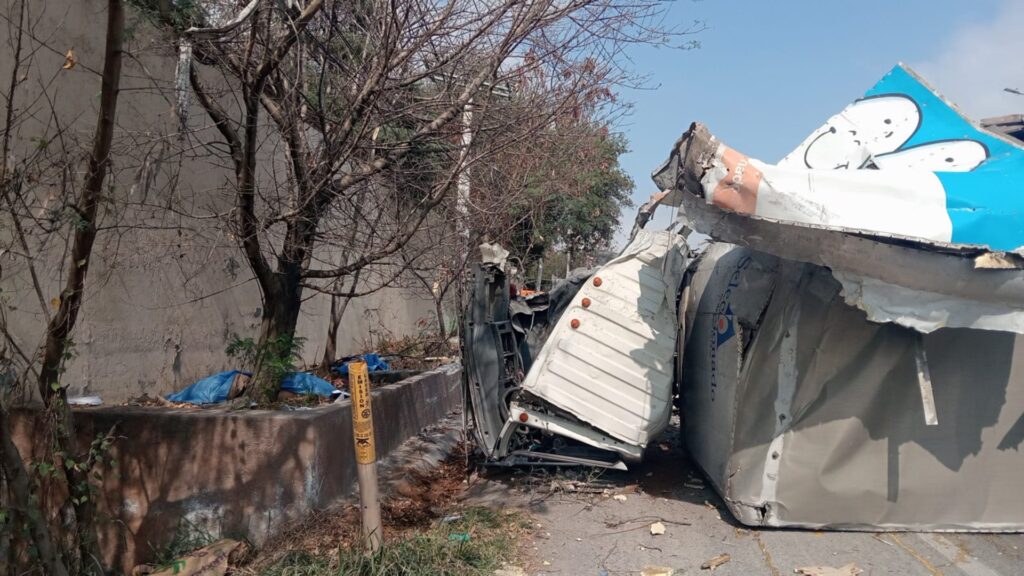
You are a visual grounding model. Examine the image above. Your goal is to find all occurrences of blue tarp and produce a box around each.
[281,372,341,398]
[166,370,343,405]
[332,353,390,376]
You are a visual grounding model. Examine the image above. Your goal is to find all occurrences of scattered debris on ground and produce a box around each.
[640,566,674,576]
[134,539,248,576]
[371,333,457,372]
[700,553,731,570]
[795,564,863,576]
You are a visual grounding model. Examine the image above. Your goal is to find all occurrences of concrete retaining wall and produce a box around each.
[11,364,462,573]
[1,0,439,405]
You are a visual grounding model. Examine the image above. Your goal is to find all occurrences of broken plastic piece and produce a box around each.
[795,564,863,576]
[700,554,730,570]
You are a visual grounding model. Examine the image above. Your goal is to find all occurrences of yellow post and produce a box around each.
[348,360,382,551]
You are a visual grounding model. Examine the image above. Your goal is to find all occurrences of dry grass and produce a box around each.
[252,507,529,576]
[239,446,518,575]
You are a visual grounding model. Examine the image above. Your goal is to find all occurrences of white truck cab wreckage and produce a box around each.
[464,64,1024,530]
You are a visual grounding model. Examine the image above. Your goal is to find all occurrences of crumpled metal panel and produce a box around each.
[519,229,687,447]
[685,245,1024,531]
[654,64,1024,335]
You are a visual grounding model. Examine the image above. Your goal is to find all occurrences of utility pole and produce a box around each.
[349,361,382,552]
[457,99,473,244]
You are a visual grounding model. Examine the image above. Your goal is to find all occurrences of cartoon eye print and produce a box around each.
[802,94,920,170]
[873,139,988,172]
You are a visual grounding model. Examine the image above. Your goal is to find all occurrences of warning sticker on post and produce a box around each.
[348,361,376,464]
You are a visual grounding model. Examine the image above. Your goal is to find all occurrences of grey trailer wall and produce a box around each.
[683,244,1024,531]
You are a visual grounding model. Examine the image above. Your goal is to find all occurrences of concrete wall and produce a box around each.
[10,364,462,573]
[0,1,437,403]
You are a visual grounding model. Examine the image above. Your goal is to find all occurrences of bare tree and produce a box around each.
[0,0,125,573]
[139,0,680,400]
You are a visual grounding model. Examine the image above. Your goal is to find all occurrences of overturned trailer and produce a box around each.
[660,64,1024,531]
[465,63,1024,530]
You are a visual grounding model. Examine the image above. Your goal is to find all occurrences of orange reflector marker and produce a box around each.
[570,319,581,329]
[518,412,529,423]
[581,297,592,308]
[593,277,603,287]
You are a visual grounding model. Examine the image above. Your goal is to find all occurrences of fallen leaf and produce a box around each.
[795,564,863,576]
[701,553,731,570]
[641,566,673,576]
[650,521,666,535]
[62,49,76,70]
[50,297,60,309]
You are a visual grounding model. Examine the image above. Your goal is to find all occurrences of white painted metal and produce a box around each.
[501,403,636,466]
[520,230,687,447]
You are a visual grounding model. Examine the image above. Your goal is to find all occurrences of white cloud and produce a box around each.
[917,0,1024,120]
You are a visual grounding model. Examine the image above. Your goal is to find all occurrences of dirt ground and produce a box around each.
[241,412,1024,575]
[462,420,1024,576]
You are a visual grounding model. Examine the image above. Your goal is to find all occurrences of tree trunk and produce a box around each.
[319,269,362,374]
[435,297,447,340]
[0,409,68,576]
[320,293,341,375]
[251,271,303,403]
[29,2,123,573]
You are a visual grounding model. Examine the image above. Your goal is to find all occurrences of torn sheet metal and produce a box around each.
[683,245,1024,531]
[465,230,687,468]
[654,64,1024,334]
[779,64,1024,251]
[519,229,687,449]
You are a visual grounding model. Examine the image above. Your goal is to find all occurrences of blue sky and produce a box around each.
[613,0,1024,245]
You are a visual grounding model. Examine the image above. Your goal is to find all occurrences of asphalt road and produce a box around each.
[466,421,1024,576]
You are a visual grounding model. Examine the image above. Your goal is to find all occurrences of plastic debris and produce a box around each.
[166,370,343,405]
[440,514,463,524]
[641,566,673,576]
[333,353,391,376]
[649,521,666,535]
[701,554,731,570]
[67,396,102,406]
[281,372,344,399]
[795,565,863,576]
[612,494,628,502]
[448,533,470,542]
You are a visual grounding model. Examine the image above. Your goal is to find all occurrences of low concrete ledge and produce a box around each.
[11,363,462,572]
